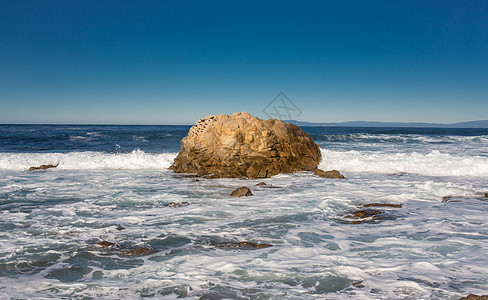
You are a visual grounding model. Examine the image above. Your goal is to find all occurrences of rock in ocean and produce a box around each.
[230,187,253,197]
[314,169,345,179]
[170,112,322,179]
[28,164,58,171]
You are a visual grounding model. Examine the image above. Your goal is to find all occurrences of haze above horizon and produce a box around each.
[1,1,487,125]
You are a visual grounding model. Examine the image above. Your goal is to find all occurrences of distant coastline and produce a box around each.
[285,120,488,128]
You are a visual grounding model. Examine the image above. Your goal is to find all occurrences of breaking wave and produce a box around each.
[0,149,176,171]
[319,149,488,177]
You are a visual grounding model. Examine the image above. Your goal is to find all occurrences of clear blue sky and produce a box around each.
[1,0,487,124]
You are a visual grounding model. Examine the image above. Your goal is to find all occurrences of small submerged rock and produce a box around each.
[94,241,157,256]
[119,247,158,256]
[28,164,58,171]
[442,195,458,203]
[442,194,488,203]
[255,182,267,186]
[351,280,364,288]
[237,241,273,249]
[214,241,272,249]
[314,169,345,179]
[345,209,383,219]
[344,202,403,224]
[390,172,408,176]
[168,201,189,208]
[230,187,253,197]
[459,294,488,300]
[96,241,117,248]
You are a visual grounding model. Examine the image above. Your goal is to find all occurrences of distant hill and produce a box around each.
[285,120,488,128]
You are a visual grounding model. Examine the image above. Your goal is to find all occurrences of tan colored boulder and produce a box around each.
[230,187,252,197]
[28,164,58,171]
[170,112,321,179]
[314,169,344,179]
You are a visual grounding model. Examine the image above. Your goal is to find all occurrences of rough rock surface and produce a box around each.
[314,169,344,179]
[230,187,253,197]
[171,112,322,178]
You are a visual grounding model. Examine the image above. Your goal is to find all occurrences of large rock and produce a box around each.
[170,112,321,178]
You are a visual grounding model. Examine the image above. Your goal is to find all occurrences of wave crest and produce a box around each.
[0,150,177,171]
[319,149,488,177]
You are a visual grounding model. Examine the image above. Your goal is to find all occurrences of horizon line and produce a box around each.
[2,119,488,127]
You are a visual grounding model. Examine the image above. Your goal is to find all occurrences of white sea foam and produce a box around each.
[319,149,488,177]
[0,166,487,299]
[320,133,488,144]
[0,150,176,170]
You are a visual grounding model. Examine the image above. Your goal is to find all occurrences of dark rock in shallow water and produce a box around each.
[442,195,488,203]
[170,112,322,179]
[96,241,116,248]
[256,182,267,186]
[441,195,466,203]
[168,201,189,208]
[344,209,384,224]
[237,241,272,249]
[214,241,272,249]
[343,205,400,224]
[390,172,408,176]
[442,195,453,203]
[314,169,345,179]
[94,241,157,256]
[362,203,402,208]
[459,294,488,300]
[484,193,488,198]
[28,164,58,171]
[119,247,158,256]
[230,187,253,197]
[346,209,383,219]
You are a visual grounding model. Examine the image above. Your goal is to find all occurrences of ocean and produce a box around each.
[1,124,488,299]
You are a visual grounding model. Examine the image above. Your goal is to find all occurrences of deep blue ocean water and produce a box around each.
[1,124,488,299]
[2,124,488,153]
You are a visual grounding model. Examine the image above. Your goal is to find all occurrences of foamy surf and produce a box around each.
[3,148,488,177]
[319,149,488,177]
[0,150,177,171]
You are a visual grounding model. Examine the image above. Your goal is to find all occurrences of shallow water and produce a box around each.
[1,125,488,299]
